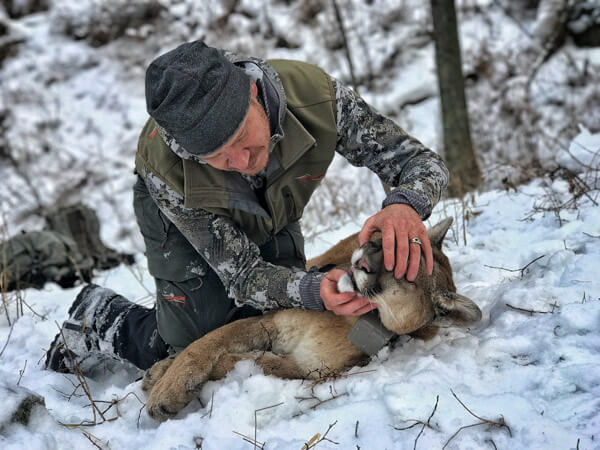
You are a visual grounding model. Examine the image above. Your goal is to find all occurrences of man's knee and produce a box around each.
[154,274,239,350]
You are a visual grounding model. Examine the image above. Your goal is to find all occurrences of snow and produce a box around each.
[1,160,599,448]
[557,126,600,172]
[1,0,599,448]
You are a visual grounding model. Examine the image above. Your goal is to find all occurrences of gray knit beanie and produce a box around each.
[145,41,251,157]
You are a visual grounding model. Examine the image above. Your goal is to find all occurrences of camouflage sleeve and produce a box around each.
[332,78,449,220]
[139,164,325,312]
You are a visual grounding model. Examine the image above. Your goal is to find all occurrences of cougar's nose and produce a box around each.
[354,253,373,273]
[358,259,370,272]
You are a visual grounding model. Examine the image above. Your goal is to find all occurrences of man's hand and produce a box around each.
[358,204,433,281]
[320,269,378,316]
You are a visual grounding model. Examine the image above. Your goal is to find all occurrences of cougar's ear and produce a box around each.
[431,291,482,328]
[427,217,454,249]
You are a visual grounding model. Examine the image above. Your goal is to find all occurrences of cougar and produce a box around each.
[142,218,481,422]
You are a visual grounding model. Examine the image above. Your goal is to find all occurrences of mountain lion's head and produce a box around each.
[338,218,481,336]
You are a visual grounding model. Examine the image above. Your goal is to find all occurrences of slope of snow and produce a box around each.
[0,1,599,448]
[1,166,599,448]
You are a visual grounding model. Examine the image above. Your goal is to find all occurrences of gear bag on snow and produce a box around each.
[1,230,94,291]
[1,203,134,292]
[44,203,134,270]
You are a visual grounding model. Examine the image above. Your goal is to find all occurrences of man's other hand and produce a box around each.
[320,269,378,316]
[358,204,433,281]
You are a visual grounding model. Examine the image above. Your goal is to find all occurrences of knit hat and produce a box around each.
[145,41,251,158]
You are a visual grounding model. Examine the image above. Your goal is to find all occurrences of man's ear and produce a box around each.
[250,81,258,99]
[430,291,482,328]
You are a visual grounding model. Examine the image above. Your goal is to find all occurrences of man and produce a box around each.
[45,41,449,375]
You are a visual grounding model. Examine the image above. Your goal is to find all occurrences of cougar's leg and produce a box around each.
[255,353,306,379]
[146,315,277,422]
[208,353,250,379]
[210,352,306,380]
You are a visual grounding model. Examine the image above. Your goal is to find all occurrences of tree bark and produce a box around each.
[430,0,480,197]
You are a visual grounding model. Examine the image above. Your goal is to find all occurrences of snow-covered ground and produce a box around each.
[1,0,598,244]
[1,0,599,448]
[1,131,599,449]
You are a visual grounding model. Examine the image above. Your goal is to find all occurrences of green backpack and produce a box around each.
[44,203,134,270]
[1,203,134,292]
[1,230,94,291]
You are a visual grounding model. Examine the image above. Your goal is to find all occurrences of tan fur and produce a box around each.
[306,233,359,270]
[144,218,481,422]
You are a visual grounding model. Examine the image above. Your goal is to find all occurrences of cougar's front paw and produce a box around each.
[145,357,209,422]
[146,376,200,422]
[146,397,179,423]
[142,355,176,393]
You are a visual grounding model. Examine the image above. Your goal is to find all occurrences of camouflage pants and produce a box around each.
[133,176,306,353]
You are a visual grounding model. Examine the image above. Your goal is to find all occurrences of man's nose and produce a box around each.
[228,148,250,170]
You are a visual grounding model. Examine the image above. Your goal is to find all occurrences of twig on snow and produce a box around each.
[17,295,46,320]
[484,254,545,278]
[54,321,107,425]
[200,391,214,419]
[82,430,105,450]
[414,395,439,450]
[232,430,264,449]
[17,359,27,385]
[0,322,14,358]
[297,391,349,412]
[443,390,512,449]
[505,303,554,315]
[302,420,339,449]
[254,402,283,450]
[309,368,376,391]
[392,395,439,450]
[487,438,498,450]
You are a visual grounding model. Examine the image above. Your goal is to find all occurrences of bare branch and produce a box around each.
[303,420,339,449]
[0,322,14,358]
[484,254,545,278]
[413,395,439,450]
[505,303,554,315]
[583,232,600,239]
[310,392,348,411]
[232,430,264,449]
[254,402,284,450]
[443,390,512,449]
[55,321,107,424]
[392,395,439,449]
[331,0,358,91]
[17,359,27,385]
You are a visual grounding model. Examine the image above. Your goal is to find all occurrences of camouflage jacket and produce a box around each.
[139,54,449,312]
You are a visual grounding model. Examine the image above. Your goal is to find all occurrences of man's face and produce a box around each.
[200,82,271,175]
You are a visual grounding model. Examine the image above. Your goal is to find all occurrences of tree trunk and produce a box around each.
[533,0,570,47]
[430,0,480,197]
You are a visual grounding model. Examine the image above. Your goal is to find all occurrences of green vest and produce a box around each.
[136,59,338,245]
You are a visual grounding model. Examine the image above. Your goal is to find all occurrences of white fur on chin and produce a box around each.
[337,273,356,293]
